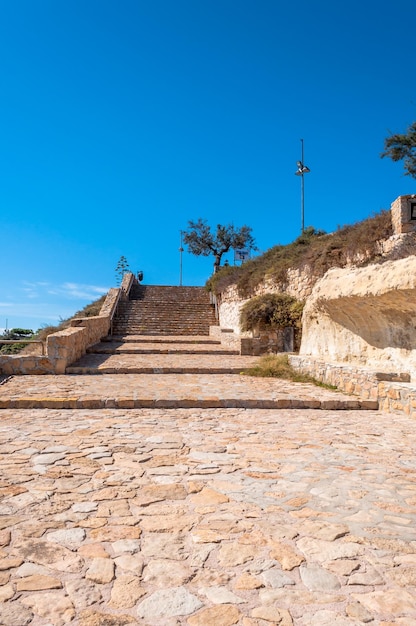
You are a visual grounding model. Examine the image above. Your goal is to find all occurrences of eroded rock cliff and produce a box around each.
[300,255,416,376]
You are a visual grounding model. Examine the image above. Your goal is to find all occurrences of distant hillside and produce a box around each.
[207,210,393,297]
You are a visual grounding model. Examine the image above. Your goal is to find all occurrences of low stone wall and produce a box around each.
[0,286,121,376]
[289,355,416,417]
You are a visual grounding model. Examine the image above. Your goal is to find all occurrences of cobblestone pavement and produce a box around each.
[0,374,376,410]
[0,405,416,625]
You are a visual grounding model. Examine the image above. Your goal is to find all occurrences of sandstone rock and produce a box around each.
[187,604,241,626]
[136,586,203,619]
[0,583,14,601]
[346,601,374,623]
[78,609,137,626]
[114,554,144,575]
[218,542,257,567]
[65,578,102,608]
[142,558,194,587]
[141,531,185,559]
[268,540,304,570]
[134,483,188,506]
[21,591,75,626]
[251,606,293,624]
[111,539,141,555]
[85,557,115,584]
[296,537,363,562]
[300,255,416,372]
[78,543,109,559]
[234,572,264,589]
[108,574,146,608]
[17,538,83,572]
[261,567,295,588]
[139,513,196,533]
[201,585,245,604]
[0,601,33,625]
[0,556,23,570]
[352,588,416,614]
[190,487,229,505]
[46,527,86,549]
[0,530,11,547]
[15,574,62,591]
[90,526,141,541]
[300,563,341,591]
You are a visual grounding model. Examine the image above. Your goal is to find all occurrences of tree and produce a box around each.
[183,219,256,273]
[0,328,34,354]
[381,121,416,178]
[115,255,130,285]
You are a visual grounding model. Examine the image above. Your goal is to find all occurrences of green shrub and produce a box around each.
[240,293,304,348]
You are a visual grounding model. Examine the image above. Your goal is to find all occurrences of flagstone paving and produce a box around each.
[0,329,415,624]
[0,405,416,625]
[0,373,376,410]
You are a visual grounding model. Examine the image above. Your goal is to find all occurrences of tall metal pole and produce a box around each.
[179,231,184,286]
[295,138,310,234]
[301,139,305,234]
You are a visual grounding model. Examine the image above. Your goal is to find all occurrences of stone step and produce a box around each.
[111,327,213,336]
[104,335,221,344]
[0,373,378,410]
[87,341,239,355]
[66,353,256,374]
[129,285,212,303]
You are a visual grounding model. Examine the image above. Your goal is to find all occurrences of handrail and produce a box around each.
[0,340,45,355]
[109,289,122,336]
[210,292,219,321]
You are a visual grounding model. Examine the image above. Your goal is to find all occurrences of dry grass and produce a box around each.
[35,295,106,342]
[242,354,337,389]
[208,210,392,297]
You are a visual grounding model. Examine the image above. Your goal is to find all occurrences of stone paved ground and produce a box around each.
[0,405,416,625]
[0,334,415,625]
[0,374,376,410]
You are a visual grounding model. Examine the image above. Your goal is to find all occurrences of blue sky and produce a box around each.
[1,0,415,332]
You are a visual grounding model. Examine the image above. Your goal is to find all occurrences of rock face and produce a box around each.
[300,255,416,376]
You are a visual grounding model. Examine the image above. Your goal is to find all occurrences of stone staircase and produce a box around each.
[112,285,217,336]
[0,283,378,410]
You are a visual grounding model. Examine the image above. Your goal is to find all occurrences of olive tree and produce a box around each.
[183,219,256,273]
[381,121,416,178]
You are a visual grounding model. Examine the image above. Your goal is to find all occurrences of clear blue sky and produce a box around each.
[1,0,415,332]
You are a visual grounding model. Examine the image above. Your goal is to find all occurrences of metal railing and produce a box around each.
[0,340,45,355]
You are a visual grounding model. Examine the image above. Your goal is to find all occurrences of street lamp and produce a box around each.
[179,230,184,286]
[295,138,310,234]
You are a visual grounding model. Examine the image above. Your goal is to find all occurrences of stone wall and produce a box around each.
[289,355,416,417]
[0,284,122,376]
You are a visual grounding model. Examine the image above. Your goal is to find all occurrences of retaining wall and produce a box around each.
[0,285,123,375]
[289,355,416,417]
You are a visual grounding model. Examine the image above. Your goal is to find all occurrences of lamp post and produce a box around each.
[179,230,184,286]
[295,138,310,234]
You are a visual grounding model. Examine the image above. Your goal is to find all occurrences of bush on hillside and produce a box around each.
[240,293,304,349]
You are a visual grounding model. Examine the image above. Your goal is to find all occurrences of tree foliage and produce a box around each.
[183,219,256,273]
[0,328,34,354]
[115,255,130,285]
[381,121,416,178]
[240,293,304,333]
